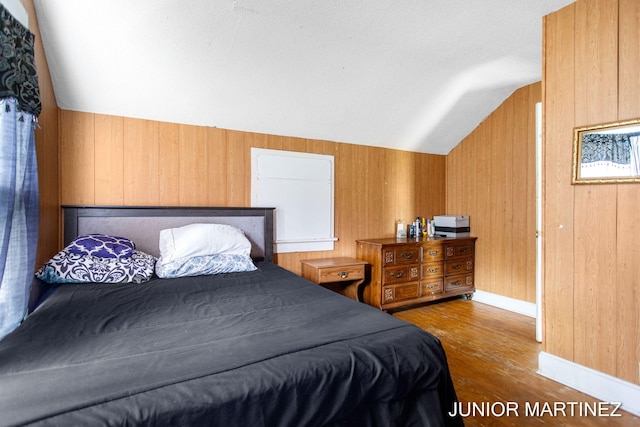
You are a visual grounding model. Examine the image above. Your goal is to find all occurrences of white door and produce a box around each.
[535,102,543,343]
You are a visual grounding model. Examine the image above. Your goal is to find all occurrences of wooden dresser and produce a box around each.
[356,236,477,311]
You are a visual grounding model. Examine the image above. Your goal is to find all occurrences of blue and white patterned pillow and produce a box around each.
[35,249,156,284]
[67,234,135,259]
[155,253,256,279]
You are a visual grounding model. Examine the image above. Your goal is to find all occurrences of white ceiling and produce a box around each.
[32,0,573,155]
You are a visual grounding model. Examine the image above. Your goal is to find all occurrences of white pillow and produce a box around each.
[158,223,252,265]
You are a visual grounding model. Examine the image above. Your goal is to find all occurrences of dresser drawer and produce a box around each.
[444,273,474,291]
[422,261,443,279]
[444,258,474,276]
[383,265,420,284]
[421,278,443,295]
[383,282,420,303]
[445,243,474,259]
[382,245,421,266]
[422,243,444,261]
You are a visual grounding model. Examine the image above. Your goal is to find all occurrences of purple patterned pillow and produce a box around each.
[35,249,156,284]
[67,234,135,259]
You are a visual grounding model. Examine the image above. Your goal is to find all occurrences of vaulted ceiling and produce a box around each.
[33,0,573,154]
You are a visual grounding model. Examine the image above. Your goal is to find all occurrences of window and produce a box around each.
[251,148,336,253]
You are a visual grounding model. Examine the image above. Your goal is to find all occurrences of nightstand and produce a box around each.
[301,257,367,302]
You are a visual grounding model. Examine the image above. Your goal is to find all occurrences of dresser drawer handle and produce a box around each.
[337,271,349,279]
[451,264,462,270]
[400,253,415,260]
[390,271,405,278]
[451,280,461,286]
[459,248,470,253]
[427,267,439,273]
[427,250,440,256]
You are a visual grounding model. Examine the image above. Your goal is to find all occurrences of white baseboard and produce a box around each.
[538,351,640,417]
[471,289,536,318]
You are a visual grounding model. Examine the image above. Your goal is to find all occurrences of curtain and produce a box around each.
[580,133,633,178]
[0,5,41,340]
[0,5,41,116]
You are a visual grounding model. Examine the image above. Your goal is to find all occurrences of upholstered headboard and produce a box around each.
[62,206,275,262]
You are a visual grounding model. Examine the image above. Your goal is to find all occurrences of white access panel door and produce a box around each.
[251,148,336,253]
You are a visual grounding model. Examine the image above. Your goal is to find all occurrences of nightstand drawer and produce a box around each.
[315,265,364,283]
[300,257,367,302]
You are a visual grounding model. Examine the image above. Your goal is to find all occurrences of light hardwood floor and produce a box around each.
[392,299,640,427]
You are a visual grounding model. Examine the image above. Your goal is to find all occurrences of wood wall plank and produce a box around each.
[574,0,618,126]
[619,0,640,119]
[178,125,208,205]
[94,114,124,205]
[474,120,492,295]
[206,127,229,206]
[123,118,159,206]
[225,130,250,206]
[60,110,95,205]
[158,122,180,205]
[334,142,361,251]
[511,88,530,301]
[415,150,446,220]
[446,142,462,215]
[384,149,416,225]
[542,4,576,362]
[572,0,618,377]
[492,96,515,296]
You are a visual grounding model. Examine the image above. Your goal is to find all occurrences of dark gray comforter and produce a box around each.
[0,262,463,426]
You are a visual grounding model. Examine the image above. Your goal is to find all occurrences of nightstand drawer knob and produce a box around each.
[338,271,349,279]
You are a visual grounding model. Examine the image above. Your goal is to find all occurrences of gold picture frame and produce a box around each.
[572,118,640,184]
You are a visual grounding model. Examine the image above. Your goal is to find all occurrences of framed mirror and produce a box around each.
[572,118,640,184]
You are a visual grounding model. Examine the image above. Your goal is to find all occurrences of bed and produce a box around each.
[0,206,463,426]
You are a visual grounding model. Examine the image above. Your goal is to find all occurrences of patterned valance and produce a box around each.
[581,133,638,165]
[0,4,41,117]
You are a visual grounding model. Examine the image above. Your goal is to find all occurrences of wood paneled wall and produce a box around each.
[543,0,640,385]
[58,110,446,274]
[446,83,541,303]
